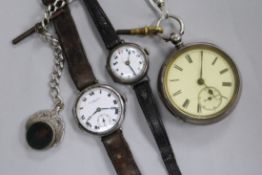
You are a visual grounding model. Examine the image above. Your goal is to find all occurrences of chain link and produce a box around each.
[148,0,169,18]
[41,0,68,30]
[37,0,68,113]
[37,27,65,113]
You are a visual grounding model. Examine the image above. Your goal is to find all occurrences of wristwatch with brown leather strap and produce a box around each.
[42,1,142,174]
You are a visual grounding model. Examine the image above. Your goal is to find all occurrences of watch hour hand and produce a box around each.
[200,51,203,79]
[87,108,101,121]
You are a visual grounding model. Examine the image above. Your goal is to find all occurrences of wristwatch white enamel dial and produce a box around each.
[107,43,149,84]
[75,84,125,135]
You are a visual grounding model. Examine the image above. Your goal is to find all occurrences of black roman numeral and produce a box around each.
[89,91,95,96]
[173,90,182,96]
[113,61,118,66]
[222,82,232,87]
[174,65,183,71]
[185,55,193,63]
[170,79,179,82]
[212,57,218,65]
[86,122,92,127]
[183,99,190,109]
[220,68,229,75]
[197,104,202,113]
[115,109,119,115]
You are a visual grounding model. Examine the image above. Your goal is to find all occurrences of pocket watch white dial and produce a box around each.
[75,85,125,135]
[108,43,149,84]
[160,43,241,124]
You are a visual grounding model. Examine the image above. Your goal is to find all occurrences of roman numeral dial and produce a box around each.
[161,44,240,123]
[75,85,124,134]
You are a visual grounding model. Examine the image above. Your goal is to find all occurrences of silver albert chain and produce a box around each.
[13,0,70,150]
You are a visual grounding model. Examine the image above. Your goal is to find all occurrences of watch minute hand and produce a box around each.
[197,51,205,86]
[87,108,101,121]
[128,65,137,76]
[200,51,203,80]
[100,107,118,110]
[125,59,137,76]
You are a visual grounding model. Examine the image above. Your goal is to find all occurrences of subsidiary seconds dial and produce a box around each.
[160,44,241,124]
[108,43,149,84]
[75,85,124,135]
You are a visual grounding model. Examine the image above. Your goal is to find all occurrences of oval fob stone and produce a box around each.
[26,122,54,150]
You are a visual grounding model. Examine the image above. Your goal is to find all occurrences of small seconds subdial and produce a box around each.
[75,85,124,135]
[97,114,112,127]
[198,87,223,111]
[108,44,148,84]
[161,44,240,123]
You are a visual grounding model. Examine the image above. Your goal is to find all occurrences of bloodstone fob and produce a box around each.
[26,110,64,150]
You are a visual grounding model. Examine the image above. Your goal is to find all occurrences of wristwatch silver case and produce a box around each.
[106,43,150,85]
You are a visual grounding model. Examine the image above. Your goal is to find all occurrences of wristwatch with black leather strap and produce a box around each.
[81,0,182,174]
[42,1,142,174]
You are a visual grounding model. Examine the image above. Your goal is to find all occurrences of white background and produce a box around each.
[0,0,262,175]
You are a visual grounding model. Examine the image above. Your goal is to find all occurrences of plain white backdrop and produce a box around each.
[0,0,262,174]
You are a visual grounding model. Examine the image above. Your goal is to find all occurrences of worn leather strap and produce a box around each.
[102,130,142,175]
[42,0,97,91]
[134,80,182,175]
[43,2,141,175]
[82,0,122,50]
